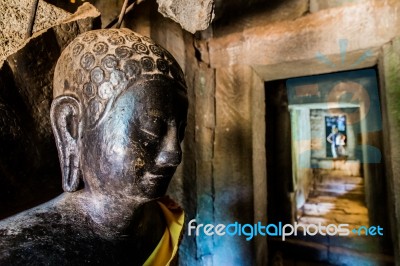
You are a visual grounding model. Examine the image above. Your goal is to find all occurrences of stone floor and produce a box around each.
[297,171,369,230]
[268,159,394,265]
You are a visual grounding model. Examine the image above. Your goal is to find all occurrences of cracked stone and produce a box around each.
[156,0,215,33]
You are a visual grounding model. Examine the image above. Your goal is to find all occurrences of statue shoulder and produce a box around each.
[0,196,169,265]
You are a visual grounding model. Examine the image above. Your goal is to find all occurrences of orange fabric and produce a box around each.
[143,198,184,266]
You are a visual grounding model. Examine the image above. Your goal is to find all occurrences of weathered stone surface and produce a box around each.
[251,66,267,266]
[298,161,369,228]
[192,62,215,263]
[0,0,70,63]
[208,0,400,80]
[310,0,373,13]
[171,42,266,265]
[89,0,125,27]
[151,7,186,71]
[212,65,254,265]
[41,0,125,28]
[292,109,314,209]
[379,36,400,263]
[176,32,199,266]
[213,0,309,38]
[0,3,100,218]
[156,0,215,33]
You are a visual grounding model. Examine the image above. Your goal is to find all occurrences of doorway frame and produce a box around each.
[207,2,400,265]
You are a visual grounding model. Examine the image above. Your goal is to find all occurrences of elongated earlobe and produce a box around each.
[50,95,82,192]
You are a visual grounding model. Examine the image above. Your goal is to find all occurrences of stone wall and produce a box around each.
[309,0,374,13]
[310,109,327,158]
[379,37,400,262]
[0,3,100,218]
[291,108,313,209]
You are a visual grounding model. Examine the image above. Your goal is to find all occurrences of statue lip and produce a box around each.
[151,166,176,175]
[144,167,175,181]
[146,173,164,179]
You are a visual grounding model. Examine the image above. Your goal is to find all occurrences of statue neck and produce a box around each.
[72,190,158,238]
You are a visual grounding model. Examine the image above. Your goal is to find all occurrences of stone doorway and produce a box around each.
[266,69,394,265]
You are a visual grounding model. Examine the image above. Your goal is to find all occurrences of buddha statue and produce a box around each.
[0,28,188,265]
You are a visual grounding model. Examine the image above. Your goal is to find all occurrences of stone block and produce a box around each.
[379,36,400,261]
[212,65,254,264]
[213,0,309,38]
[0,0,70,63]
[310,0,373,13]
[156,0,215,33]
[151,10,186,72]
[318,160,334,169]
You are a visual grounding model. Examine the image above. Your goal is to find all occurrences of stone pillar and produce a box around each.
[212,65,254,265]
[379,37,400,263]
[251,67,267,266]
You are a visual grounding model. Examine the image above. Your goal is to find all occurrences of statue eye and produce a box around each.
[139,116,166,141]
[140,128,159,140]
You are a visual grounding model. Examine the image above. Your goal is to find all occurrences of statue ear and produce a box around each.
[50,95,82,192]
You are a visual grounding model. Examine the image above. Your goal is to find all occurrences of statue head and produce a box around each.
[51,28,188,200]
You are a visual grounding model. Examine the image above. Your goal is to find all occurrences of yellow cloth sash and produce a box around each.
[143,198,184,266]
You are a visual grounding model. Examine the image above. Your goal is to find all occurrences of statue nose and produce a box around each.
[156,123,182,167]
[156,150,182,167]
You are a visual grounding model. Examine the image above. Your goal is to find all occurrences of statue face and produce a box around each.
[51,29,188,196]
[80,78,188,199]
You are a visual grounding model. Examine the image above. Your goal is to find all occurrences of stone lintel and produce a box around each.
[253,48,380,81]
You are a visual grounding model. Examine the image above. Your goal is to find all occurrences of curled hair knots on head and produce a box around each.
[53,28,187,128]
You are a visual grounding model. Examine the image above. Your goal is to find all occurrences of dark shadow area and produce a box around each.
[0,61,61,219]
[265,80,293,225]
[212,0,307,38]
[214,0,293,24]
[0,28,82,219]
